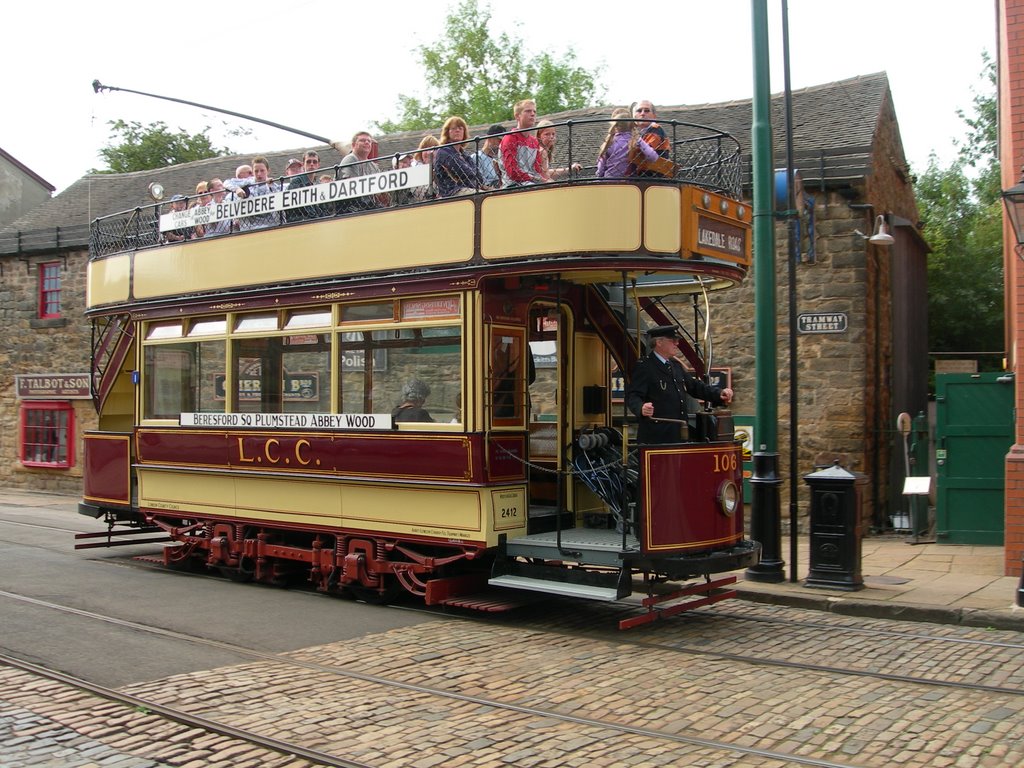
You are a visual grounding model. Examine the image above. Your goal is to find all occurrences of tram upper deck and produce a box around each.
[86,118,751,313]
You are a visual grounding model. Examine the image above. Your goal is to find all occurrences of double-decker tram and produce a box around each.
[79,117,760,628]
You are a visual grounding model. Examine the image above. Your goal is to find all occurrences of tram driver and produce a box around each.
[626,325,733,444]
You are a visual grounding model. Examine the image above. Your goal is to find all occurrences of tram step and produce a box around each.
[488,574,623,601]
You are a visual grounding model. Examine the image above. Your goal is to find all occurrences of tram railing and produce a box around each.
[87,117,742,259]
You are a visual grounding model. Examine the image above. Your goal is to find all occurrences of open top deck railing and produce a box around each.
[88,117,743,259]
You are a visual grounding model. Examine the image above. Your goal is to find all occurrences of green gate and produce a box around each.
[935,372,1014,545]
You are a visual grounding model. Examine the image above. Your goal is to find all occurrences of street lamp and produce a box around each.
[1002,168,1024,256]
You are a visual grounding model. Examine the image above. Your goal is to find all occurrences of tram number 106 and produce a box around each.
[712,452,738,473]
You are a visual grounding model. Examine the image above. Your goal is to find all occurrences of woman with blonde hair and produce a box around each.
[596,108,657,178]
[435,116,482,196]
[535,120,580,181]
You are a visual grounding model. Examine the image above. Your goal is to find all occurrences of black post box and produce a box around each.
[804,461,866,591]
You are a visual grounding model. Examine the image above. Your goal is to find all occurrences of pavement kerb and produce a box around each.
[733,585,1024,632]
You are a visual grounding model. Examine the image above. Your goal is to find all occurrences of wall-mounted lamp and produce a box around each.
[1002,167,1024,258]
[868,215,894,246]
[147,182,165,202]
[853,214,894,247]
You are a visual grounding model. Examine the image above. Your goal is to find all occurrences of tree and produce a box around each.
[376,0,604,133]
[97,120,229,173]
[917,55,1003,364]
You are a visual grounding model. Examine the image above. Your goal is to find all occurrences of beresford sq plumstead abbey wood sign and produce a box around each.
[797,312,848,334]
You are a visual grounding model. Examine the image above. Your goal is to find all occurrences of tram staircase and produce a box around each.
[489,284,708,603]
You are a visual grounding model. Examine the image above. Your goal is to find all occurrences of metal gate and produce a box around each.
[935,372,1014,545]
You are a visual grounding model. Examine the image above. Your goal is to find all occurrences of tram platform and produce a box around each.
[732,535,1024,632]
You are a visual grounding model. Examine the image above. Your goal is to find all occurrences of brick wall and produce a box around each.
[0,248,95,495]
[1000,0,1024,576]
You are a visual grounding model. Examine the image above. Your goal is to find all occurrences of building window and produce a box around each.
[39,262,61,318]
[20,401,74,468]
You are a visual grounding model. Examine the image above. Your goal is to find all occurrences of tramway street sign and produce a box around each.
[797,312,848,334]
[159,164,431,233]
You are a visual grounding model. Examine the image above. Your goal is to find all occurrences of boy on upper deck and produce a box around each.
[500,99,548,187]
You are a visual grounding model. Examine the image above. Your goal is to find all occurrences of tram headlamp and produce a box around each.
[717,480,739,517]
[148,182,165,202]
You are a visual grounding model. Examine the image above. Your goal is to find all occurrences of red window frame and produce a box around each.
[20,401,75,468]
[39,262,61,319]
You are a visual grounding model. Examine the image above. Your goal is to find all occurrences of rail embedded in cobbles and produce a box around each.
[86,117,743,259]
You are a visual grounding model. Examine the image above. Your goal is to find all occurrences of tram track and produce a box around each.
[0,587,951,768]
[0,652,367,768]
[115,555,1024,695]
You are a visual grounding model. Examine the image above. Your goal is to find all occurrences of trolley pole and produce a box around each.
[745,0,785,583]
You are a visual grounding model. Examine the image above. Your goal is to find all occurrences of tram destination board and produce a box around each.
[797,312,848,334]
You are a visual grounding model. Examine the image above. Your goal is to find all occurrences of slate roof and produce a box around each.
[0,72,894,256]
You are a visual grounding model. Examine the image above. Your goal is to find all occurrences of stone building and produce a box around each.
[0,147,54,230]
[0,73,927,535]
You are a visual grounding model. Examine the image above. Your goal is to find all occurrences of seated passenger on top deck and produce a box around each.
[235,156,282,231]
[500,99,548,187]
[596,108,657,178]
[392,379,435,424]
[162,195,194,243]
[473,124,505,189]
[340,131,389,212]
[535,120,581,181]
[411,135,440,201]
[285,150,327,222]
[630,100,675,178]
[435,116,484,196]
[203,179,232,237]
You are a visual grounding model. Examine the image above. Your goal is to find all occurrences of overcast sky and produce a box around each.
[2,0,996,194]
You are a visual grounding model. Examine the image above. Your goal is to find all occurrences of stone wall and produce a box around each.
[0,249,95,494]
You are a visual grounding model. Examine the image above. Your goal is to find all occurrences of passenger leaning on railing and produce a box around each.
[596,108,657,178]
[435,116,486,196]
[500,99,547,187]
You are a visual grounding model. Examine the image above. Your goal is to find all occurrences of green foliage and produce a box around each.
[917,55,1003,363]
[96,120,229,173]
[376,0,604,133]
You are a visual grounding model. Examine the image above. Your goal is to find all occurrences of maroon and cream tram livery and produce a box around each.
[79,118,760,628]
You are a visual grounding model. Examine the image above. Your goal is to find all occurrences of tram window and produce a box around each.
[284,309,332,329]
[146,321,183,340]
[235,313,279,333]
[490,329,526,425]
[188,317,227,337]
[338,325,462,423]
[529,340,558,421]
[143,340,225,419]
[342,302,394,323]
[230,337,331,414]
